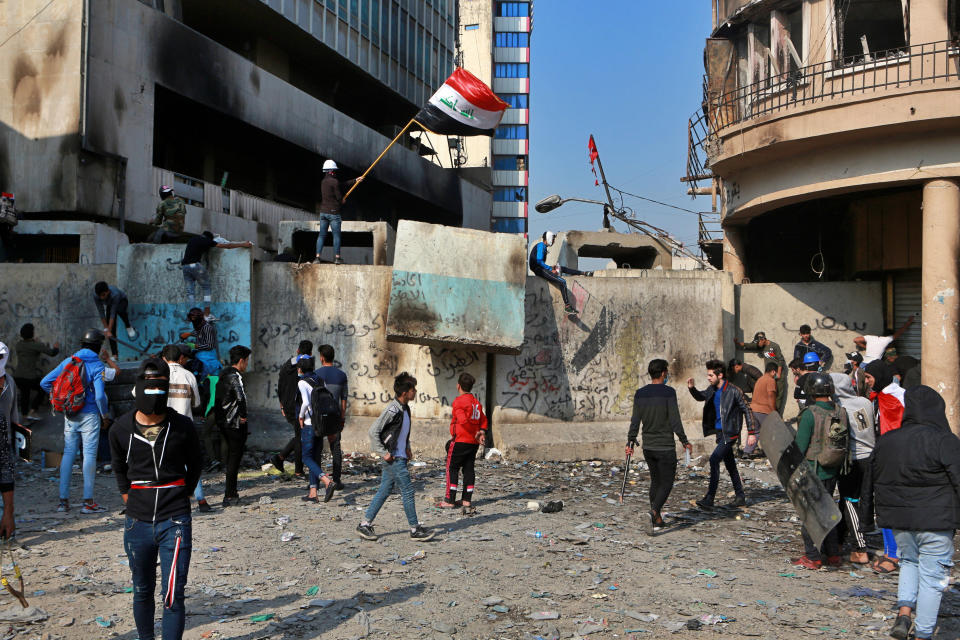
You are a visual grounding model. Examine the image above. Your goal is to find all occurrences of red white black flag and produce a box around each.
[415,68,509,136]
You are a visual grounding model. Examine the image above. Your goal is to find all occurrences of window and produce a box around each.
[371,0,380,43]
[493,155,527,171]
[339,0,348,22]
[494,125,528,139]
[496,2,529,17]
[464,24,479,31]
[493,217,526,233]
[495,63,529,78]
[350,0,359,24]
[498,93,528,108]
[836,0,907,63]
[494,187,527,201]
[495,32,529,47]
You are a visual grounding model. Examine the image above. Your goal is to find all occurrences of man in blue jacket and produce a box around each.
[41,329,110,514]
[688,359,754,509]
[529,231,592,315]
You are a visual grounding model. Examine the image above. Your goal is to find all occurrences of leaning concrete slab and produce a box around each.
[277,220,395,265]
[548,229,672,271]
[386,220,527,353]
[117,244,253,362]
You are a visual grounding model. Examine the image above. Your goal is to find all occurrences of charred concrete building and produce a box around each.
[687,0,960,426]
[1,0,492,261]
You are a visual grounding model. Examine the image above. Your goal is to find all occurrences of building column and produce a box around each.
[921,179,960,435]
[722,225,747,284]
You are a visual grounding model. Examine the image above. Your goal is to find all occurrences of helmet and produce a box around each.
[544,231,556,246]
[159,185,174,197]
[322,159,338,172]
[802,352,820,365]
[804,371,834,398]
[80,328,105,349]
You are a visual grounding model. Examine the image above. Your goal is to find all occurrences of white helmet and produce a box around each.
[543,231,556,246]
[322,159,338,172]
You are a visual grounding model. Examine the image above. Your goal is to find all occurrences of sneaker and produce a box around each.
[410,525,436,541]
[126,327,138,340]
[889,614,913,640]
[334,256,344,265]
[791,555,823,570]
[356,523,378,541]
[221,496,241,508]
[312,257,322,264]
[323,481,337,503]
[197,500,212,513]
[80,502,107,514]
[695,496,714,510]
[649,510,664,532]
[57,501,69,513]
[204,314,218,323]
[730,494,746,507]
[270,454,285,474]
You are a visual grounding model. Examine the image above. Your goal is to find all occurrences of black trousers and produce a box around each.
[837,458,869,551]
[802,476,840,559]
[202,413,221,464]
[14,377,44,414]
[444,441,479,502]
[221,423,248,498]
[317,432,343,483]
[104,298,131,356]
[278,414,304,474]
[643,448,678,513]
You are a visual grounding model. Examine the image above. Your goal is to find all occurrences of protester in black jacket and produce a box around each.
[271,340,313,476]
[109,357,202,640]
[873,385,960,640]
[215,345,251,507]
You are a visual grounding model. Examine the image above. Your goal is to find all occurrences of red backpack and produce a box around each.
[50,356,89,415]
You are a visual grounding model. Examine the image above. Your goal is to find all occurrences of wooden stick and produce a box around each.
[342,116,417,202]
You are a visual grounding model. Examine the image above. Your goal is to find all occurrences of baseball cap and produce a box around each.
[753,331,766,342]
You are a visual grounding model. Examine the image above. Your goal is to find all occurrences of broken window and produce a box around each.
[835,0,908,63]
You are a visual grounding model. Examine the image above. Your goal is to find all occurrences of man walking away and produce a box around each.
[180,231,252,320]
[627,359,692,532]
[153,185,187,244]
[314,345,348,490]
[853,315,915,365]
[794,324,834,371]
[874,386,960,640]
[356,372,435,542]
[314,159,363,264]
[40,329,110,514]
[687,359,753,509]
[528,231,592,315]
[14,323,59,420]
[295,357,335,503]
[180,309,219,377]
[215,346,251,507]
[736,331,787,414]
[272,341,312,476]
[745,361,779,456]
[94,282,138,356]
[831,372,875,565]
[438,373,488,514]
[110,357,202,640]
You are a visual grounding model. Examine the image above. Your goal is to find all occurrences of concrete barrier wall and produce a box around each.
[117,244,252,362]
[0,264,114,375]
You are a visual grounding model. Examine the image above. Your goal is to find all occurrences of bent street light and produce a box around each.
[535,194,613,228]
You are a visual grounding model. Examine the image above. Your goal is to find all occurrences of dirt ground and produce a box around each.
[1,451,958,640]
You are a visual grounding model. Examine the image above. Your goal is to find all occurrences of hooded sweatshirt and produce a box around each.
[831,372,876,460]
[40,348,108,415]
[864,360,904,435]
[872,385,960,531]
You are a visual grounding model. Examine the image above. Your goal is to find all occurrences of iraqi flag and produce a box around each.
[414,68,509,136]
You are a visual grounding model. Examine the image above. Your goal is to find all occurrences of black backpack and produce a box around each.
[304,375,341,437]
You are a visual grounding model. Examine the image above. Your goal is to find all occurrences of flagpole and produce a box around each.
[590,134,616,230]
[342,116,418,202]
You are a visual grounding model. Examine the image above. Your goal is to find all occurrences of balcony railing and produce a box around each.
[685,40,960,188]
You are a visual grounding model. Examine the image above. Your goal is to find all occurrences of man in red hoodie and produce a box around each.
[438,373,487,514]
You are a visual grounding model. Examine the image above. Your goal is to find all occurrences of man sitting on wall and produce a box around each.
[528,231,592,316]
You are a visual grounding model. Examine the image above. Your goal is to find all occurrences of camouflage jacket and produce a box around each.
[154,197,186,233]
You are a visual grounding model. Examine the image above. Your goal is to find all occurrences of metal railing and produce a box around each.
[698,212,722,246]
[685,39,960,188]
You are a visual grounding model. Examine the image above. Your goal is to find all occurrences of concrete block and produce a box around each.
[116,243,253,363]
[277,220,395,265]
[547,230,672,272]
[386,220,526,353]
[15,220,129,264]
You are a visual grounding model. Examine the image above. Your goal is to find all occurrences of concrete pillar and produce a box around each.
[723,225,747,284]
[921,179,960,434]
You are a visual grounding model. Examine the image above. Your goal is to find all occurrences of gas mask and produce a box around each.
[843,361,853,375]
[135,378,169,415]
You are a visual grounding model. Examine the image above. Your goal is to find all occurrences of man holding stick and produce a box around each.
[625,358,692,532]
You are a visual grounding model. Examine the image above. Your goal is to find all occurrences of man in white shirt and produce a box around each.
[854,315,916,364]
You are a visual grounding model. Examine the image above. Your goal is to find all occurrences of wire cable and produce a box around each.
[0,0,57,52]
[607,185,702,215]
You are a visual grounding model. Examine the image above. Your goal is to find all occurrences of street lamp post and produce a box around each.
[534,195,613,230]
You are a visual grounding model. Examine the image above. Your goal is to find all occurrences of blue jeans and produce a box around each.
[124,515,192,640]
[193,480,204,502]
[195,350,221,377]
[894,529,955,638]
[316,213,342,258]
[364,459,419,528]
[181,263,211,306]
[60,412,100,501]
[300,425,326,488]
[706,434,743,499]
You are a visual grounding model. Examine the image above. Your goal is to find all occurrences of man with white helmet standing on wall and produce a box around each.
[314,160,363,265]
[528,230,592,315]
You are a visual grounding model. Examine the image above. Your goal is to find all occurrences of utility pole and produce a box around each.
[589,134,616,230]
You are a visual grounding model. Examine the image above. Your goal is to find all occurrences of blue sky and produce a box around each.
[528,1,713,252]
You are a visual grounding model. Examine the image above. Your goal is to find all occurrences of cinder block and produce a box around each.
[386,220,526,353]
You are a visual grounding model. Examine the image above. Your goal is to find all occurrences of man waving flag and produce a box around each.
[415,68,510,136]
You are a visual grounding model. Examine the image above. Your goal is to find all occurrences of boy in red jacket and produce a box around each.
[438,373,487,514]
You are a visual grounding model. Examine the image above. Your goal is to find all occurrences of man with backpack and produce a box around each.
[40,329,110,513]
[295,357,336,503]
[313,345,348,489]
[356,372,435,542]
[271,340,313,477]
[791,372,848,570]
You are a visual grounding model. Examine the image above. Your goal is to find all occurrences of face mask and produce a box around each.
[843,362,853,375]
[135,378,169,415]
[190,316,203,329]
